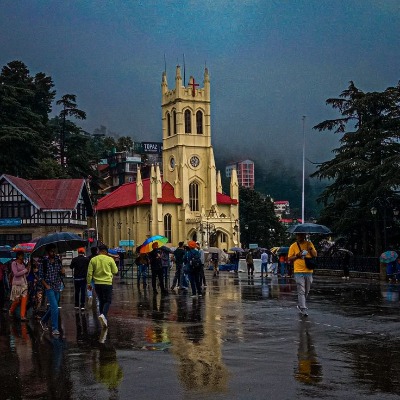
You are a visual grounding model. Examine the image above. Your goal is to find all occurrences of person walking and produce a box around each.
[87,244,118,329]
[70,247,90,310]
[171,241,185,290]
[288,233,317,317]
[197,242,207,288]
[135,248,149,289]
[148,243,168,295]
[260,250,268,278]
[39,245,65,335]
[9,251,30,321]
[184,241,202,297]
[246,251,254,277]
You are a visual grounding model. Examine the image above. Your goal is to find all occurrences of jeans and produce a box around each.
[295,273,313,310]
[137,264,148,286]
[171,264,182,289]
[42,289,60,331]
[95,284,113,318]
[261,262,268,275]
[188,270,202,295]
[180,266,189,289]
[74,279,86,307]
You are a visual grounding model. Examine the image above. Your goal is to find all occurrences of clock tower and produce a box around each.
[161,66,217,217]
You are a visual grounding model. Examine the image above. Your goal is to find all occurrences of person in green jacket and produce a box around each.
[87,244,118,328]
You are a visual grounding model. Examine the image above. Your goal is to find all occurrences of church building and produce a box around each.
[95,66,240,249]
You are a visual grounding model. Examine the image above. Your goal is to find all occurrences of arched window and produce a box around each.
[184,109,191,133]
[167,112,171,136]
[173,110,177,135]
[196,111,203,134]
[189,182,199,211]
[164,214,172,242]
[219,232,227,243]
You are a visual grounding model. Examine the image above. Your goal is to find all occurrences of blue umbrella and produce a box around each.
[32,232,87,257]
[0,245,13,264]
[230,247,244,252]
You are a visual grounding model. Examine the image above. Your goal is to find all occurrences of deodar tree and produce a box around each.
[312,81,400,255]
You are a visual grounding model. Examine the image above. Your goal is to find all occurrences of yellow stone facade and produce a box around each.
[96,66,240,249]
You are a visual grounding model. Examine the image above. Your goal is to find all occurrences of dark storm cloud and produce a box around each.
[1,0,399,173]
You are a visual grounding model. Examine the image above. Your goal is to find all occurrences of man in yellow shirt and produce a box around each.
[87,244,118,328]
[288,233,317,316]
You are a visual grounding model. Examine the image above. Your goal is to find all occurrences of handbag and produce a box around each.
[297,242,317,270]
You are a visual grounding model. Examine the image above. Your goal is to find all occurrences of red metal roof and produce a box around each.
[2,174,85,210]
[217,192,238,205]
[96,179,238,211]
[96,179,182,211]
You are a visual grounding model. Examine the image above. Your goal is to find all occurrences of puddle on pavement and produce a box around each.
[0,275,399,399]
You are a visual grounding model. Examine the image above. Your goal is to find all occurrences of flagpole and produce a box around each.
[302,116,306,224]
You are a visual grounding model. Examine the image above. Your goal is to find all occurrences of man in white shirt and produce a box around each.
[260,250,269,278]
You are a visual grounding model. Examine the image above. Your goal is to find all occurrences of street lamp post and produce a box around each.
[116,221,122,247]
[370,197,399,254]
[244,224,249,249]
[198,221,216,247]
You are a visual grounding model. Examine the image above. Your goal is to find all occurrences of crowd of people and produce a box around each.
[0,243,119,337]
[0,233,322,337]
[135,240,208,297]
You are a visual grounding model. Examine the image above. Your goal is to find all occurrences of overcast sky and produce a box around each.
[1,0,400,173]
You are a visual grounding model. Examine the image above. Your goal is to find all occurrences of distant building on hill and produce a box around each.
[274,200,290,219]
[226,160,254,189]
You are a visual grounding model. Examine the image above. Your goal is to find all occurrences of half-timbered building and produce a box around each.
[0,174,93,246]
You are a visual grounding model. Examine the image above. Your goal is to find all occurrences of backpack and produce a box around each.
[190,251,202,271]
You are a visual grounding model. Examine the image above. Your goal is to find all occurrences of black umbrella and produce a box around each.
[288,223,331,234]
[31,232,87,257]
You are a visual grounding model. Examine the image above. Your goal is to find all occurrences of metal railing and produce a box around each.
[317,256,379,273]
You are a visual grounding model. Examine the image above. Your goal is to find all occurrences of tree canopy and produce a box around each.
[0,61,56,178]
[239,186,287,248]
[312,81,400,255]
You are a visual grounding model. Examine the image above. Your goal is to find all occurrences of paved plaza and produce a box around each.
[1,271,400,400]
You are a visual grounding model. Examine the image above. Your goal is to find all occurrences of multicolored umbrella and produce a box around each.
[12,242,36,253]
[139,235,168,253]
[380,250,398,263]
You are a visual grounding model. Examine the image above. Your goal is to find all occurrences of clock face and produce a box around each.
[170,157,175,169]
[190,155,200,168]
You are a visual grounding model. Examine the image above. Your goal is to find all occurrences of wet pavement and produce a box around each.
[1,272,400,400]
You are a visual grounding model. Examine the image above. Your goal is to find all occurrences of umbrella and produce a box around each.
[108,247,126,255]
[380,250,398,263]
[230,247,244,252]
[270,247,280,254]
[31,232,87,257]
[204,247,220,254]
[139,235,168,253]
[277,246,289,255]
[337,248,354,256]
[12,242,36,253]
[0,245,14,264]
[160,245,173,253]
[288,223,331,234]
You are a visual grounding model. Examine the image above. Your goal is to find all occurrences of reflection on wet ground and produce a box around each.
[1,272,400,399]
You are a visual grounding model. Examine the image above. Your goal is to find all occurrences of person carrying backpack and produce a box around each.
[184,241,202,297]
